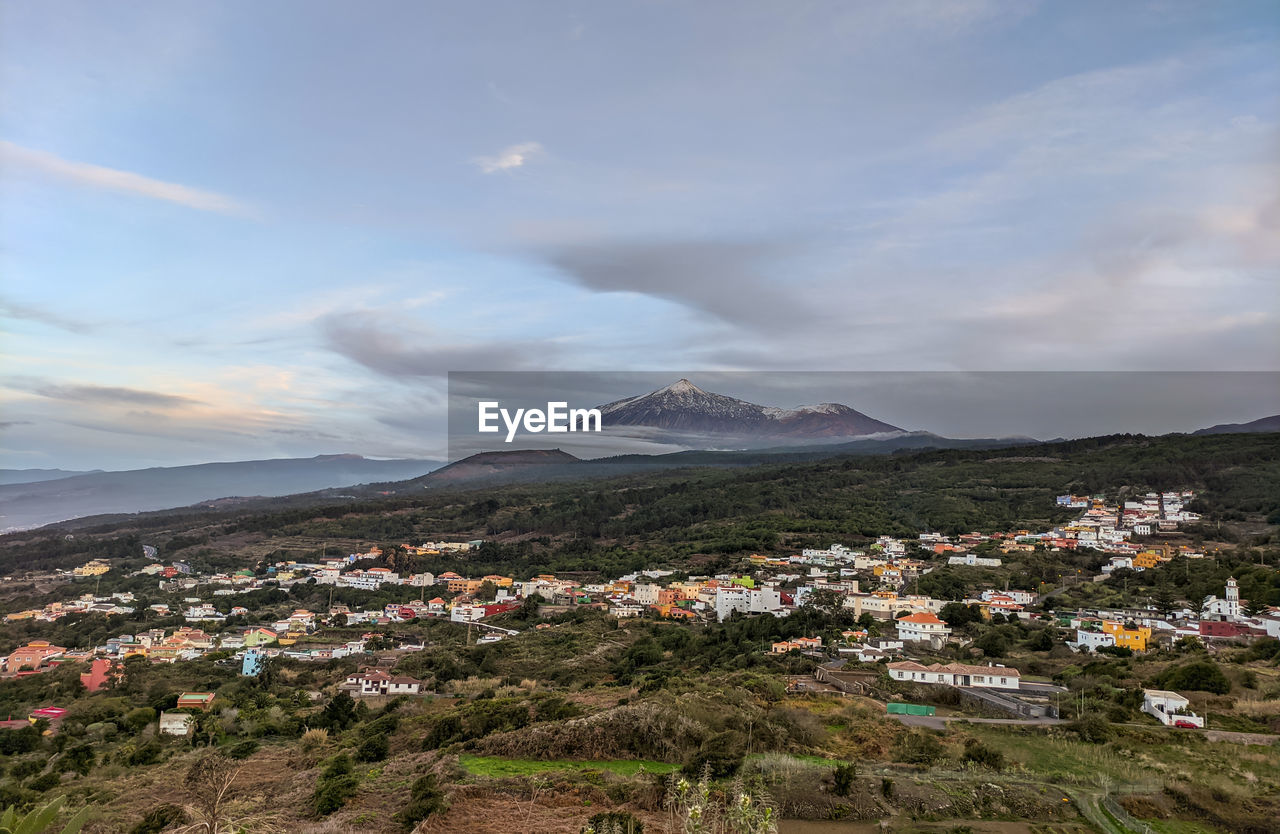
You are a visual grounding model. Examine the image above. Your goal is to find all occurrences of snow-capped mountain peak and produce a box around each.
[597,381,902,438]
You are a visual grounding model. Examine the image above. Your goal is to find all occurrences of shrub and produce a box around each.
[27,772,61,793]
[395,773,448,830]
[9,759,43,780]
[891,730,944,765]
[227,740,259,760]
[129,804,189,834]
[313,754,360,816]
[683,730,745,777]
[300,728,330,752]
[584,810,643,834]
[1069,714,1112,744]
[832,762,856,797]
[962,739,1004,770]
[356,733,389,763]
[126,741,162,767]
[1153,661,1231,695]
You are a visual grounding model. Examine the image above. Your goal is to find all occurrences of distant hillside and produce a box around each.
[1193,414,1280,435]
[421,449,583,485]
[0,454,441,531]
[0,468,96,486]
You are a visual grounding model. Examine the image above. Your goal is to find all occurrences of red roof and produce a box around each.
[897,611,945,625]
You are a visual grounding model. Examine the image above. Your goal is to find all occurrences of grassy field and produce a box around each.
[458,754,682,778]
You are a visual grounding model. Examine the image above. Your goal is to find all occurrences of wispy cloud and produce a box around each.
[473,141,543,174]
[0,297,93,333]
[0,140,252,216]
[11,380,203,409]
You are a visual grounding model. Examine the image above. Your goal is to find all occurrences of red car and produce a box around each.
[1173,720,1199,729]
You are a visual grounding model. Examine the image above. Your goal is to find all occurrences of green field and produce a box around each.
[459,754,683,778]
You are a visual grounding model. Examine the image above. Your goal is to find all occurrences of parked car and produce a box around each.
[1173,720,1199,729]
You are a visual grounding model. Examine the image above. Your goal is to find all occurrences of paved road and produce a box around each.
[893,715,1278,745]
[893,714,1064,730]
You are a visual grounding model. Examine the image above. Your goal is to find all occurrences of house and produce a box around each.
[771,636,823,654]
[72,560,111,577]
[159,711,194,736]
[343,669,423,697]
[79,658,115,692]
[242,627,279,647]
[176,692,217,711]
[895,612,951,648]
[947,554,1002,567]
[1142,689,1205,728]
[6,641,66,672]
[840,644,895,662]
[886,660,1021,691]
[1101,620,1150,652]
[1071,629,1116,652]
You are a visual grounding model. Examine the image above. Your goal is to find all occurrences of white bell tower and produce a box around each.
[1225,577,1240,618]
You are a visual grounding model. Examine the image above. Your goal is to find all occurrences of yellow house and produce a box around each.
[1101,620,1150,652]
[73,560,111,577]
[1132,551,1164,570]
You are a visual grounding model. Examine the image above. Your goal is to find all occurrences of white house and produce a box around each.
[632,584,660,605]
[343,669,423,697]
[895,611,951,647]
[1070,629,1115,652]
[609,601,644,618]
[886,660,1020,690]
[450,604,485,623]
[981,589,1036,606]
[158,711,193,736]
[948,554,1002,567]
[1142,689,1205,728]
[713,585,783,622]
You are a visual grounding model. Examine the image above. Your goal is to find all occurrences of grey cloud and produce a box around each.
[0,298,93,333]
[321,313,558,379]
[545,238,820,329]
[0,420,34,429]
[26,382,202,409]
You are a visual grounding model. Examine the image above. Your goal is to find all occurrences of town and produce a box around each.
[3,490,1274,743]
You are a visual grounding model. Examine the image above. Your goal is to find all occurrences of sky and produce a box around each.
[1,1,1278,470]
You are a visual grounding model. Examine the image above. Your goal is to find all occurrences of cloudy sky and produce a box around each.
[2,1,1278,470]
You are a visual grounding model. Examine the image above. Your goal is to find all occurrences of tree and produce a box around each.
[171,753,244,834]
[974,630,1009,658]
[1155,661,1231,695]
[476,580,497,602]
[319,691,357,730]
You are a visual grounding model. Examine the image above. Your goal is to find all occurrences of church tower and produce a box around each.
[1225,577,1240,618]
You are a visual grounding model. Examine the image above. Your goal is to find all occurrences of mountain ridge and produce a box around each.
[0,454,442,532]
[597,379,902,438]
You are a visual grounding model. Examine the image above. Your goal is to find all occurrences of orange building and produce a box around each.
[6,641,66,672]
